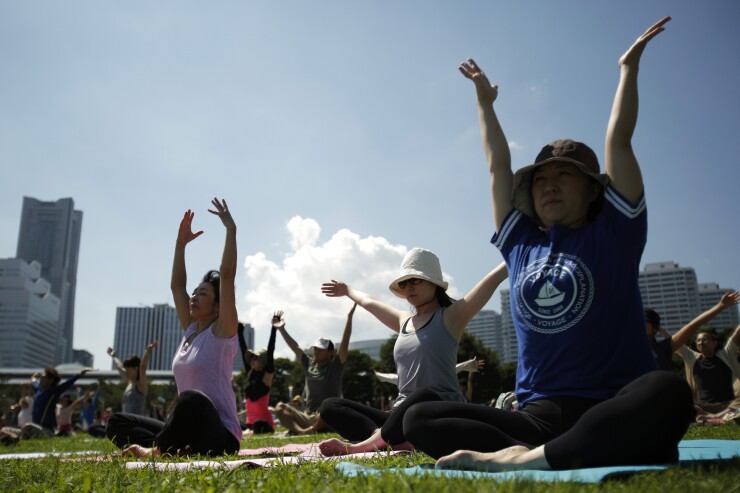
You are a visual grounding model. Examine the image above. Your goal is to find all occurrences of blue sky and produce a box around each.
[2,1,739,367]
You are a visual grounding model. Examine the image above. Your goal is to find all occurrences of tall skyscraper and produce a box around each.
[16,197,82,364]
[0,258,60,368]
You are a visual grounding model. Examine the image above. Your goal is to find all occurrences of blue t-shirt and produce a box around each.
[492,185,657,407]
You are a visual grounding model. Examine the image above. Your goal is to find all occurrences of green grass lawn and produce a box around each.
[2,425,738,492]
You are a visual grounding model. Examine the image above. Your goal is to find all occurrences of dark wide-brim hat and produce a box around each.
[246,348,268,365]
[512,139,610,220]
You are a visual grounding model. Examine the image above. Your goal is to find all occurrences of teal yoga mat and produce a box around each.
[335,439,740,484]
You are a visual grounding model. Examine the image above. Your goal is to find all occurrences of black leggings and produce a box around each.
[106,390,240,456]
[404,371,694,469]
[321,388,452,444]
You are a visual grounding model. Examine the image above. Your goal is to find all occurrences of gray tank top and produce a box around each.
[393,308,464,407]
[122,383,146,415]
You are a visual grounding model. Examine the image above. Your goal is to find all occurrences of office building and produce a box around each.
[113,304,182,371]
[467,309,507,361]
[16,197,82,364]
[0,258,60,368]
[638,262,701,334]
[697,283,740,331]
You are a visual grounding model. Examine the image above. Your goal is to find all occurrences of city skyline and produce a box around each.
[1,2,739,367]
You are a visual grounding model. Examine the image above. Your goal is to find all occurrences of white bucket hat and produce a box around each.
[389,248,448,298]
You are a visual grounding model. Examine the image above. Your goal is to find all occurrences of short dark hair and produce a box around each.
[123,355,141,380]
[202,270,221,303]
[43,367,61,386]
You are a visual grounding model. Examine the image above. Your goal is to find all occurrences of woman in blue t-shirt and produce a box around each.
[404,17,695,472]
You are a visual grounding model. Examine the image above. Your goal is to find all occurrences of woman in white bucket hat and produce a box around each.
[316,247,507,456]
[404,17,694,472]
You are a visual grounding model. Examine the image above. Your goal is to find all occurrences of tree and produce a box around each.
[341,350,377,405]
[269,357,303,406]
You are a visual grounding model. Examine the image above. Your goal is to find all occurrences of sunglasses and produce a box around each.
[398,278,423,289]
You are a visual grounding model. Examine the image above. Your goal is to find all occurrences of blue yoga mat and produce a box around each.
[335,439,740,484]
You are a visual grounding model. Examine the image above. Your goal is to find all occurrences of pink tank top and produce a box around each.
[245,393,274,427]
[172,323,241,442]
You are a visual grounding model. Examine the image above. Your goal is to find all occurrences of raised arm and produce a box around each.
[137,340,158,396]
[171,210,203,330]
[321,280,406,332]
[337,303,356,364]
[670,291,739,351]
[274,314,305,361]
[443,262,508,340]
[209,198,238,339]
[107,347,127,381]
[262,315,279,387]
[459,58,512,230]
[237,323,250,368]
[605,17,670,203]
[730,325,740,349]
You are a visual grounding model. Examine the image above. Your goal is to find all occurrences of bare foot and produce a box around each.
[122,444,160,458]
[318,438,351,457]
[436,445,547,472]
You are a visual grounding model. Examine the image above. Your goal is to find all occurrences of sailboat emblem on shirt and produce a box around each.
[535,281,565,307]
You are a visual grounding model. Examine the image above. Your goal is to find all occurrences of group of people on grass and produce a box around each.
[6,16,740,471]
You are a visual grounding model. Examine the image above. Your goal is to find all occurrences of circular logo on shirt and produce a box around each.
[513,253,594,334]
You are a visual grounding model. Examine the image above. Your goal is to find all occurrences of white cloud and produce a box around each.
[508,140,524,151]
[240,216,457,358]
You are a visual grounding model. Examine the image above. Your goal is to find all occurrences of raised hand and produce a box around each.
[459,58,499,103]
[208,197,236,230]
[176,210,204,246]
[619,16,670,68]
[321,280,349,298]
[147,341,159,352]
[719,291,740,309]
[272,310,285,328]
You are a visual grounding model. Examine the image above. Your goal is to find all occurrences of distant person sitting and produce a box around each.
[21,367,94,439]
[676,326,740,420]
[107,340,158,415]
[56,392,92,436]
[645,291,739,371]
[274,306,354,435]
[237,313,278,435]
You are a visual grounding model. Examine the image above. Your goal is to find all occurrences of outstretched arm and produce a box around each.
[670,291,739,351]
[605,17,670,203]
[459,58,512,230]
[137,340,158,396]
[321,281,406,332]
[337,303,357,364]
[274,314,305,361]
[443,262,508,340]
[107,347,127,381]
[209,198,238,339]
[171,210,203,330]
